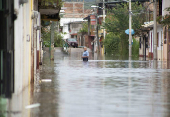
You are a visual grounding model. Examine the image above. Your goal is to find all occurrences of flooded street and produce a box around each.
[29,48,170,117]
[2,0,170,117]
[1,47,170,117]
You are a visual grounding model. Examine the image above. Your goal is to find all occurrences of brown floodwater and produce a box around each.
[1,47,170,117]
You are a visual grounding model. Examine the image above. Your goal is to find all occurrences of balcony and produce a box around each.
[38,0,62,21]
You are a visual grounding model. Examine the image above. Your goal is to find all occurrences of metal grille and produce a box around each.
[0,0,14,98]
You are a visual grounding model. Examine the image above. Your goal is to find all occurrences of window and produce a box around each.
[146,37,148,48]
[157,32,159,47]
[159,0,162,16]
[139,38,141,48]
[164,27,167,44]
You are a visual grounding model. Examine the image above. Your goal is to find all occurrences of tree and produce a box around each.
[41,25,64,47]
[54,32,63,47]
[104,32,120,54]
[79,22,88,33]
[103,3,146,55]
[157,7,170,27]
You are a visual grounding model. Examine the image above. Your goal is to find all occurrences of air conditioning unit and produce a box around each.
[19,0,28,4]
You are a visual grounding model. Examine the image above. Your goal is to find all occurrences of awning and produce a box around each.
[142,21,154,28]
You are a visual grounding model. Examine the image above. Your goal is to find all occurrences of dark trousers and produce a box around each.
[83,58,88,61]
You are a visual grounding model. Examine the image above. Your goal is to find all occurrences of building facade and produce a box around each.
[0,0,61,98]
[140,0,170,63]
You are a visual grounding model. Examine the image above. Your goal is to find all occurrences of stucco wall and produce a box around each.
[70,23,83,34]
[162,0,170,16]
[14,0,39,94]
[149,25,163,60]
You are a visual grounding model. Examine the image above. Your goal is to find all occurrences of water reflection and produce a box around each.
[2,48,170,117]
[49,49,170,117]
[30,49,59,117]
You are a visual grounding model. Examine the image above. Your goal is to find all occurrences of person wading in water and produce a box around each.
[82,47,89,61]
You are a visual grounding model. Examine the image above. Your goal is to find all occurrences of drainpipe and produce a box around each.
[34,18,37,80]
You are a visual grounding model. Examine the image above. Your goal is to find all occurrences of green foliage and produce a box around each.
[40,0,63,8]
[43,41,51,47]
[104,32,120,54]
[157,7,170,27]
[41,26,63,47]
[132,38,139,57]
[103,3,146,55]
[41,27,51,47]
[54,32,63,47]
[79,22,88,33]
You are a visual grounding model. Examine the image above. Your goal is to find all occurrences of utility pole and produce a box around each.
[96,14,100,53]
[153,0,157,60]
[50,21,54,60]
[103,0,105,53]
[129,0,132,57]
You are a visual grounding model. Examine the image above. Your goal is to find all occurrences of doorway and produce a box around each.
[0,0,14,98]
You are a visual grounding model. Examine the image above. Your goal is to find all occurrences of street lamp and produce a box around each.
[91,5,99,8]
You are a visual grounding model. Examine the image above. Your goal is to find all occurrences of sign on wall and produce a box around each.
[90,15,96,25]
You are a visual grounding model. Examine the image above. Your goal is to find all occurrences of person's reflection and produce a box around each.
[83,61,89,68]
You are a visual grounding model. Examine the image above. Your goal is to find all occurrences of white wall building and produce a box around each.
[149,25,163,60]
[60,18,84,39]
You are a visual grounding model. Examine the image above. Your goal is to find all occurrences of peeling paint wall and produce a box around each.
[14,0,41,94]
